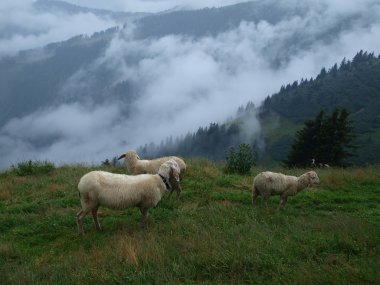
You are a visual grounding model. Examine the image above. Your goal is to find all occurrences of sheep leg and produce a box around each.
[176,186,181,202]
[279,196,288,208]
[262,194,270,207]
[140,207,149,229]
[168,179,181,202]
[252,187,259,204]
[91,207,101,231]
[167,189,174,200]
[175,183,182,202]
[76,208,91,235]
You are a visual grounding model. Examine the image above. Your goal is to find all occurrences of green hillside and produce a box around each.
[1,161,379,284]
[261,51,380,165]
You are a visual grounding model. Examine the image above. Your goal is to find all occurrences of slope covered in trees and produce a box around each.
[262,51,380,131]
[142,51,380,166]
[262,51,380,165]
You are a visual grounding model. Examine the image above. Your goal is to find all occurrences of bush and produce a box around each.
[11,160,55,176]
[225,144,254,174]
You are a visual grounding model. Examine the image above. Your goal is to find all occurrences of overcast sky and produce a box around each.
[0,0,380,168]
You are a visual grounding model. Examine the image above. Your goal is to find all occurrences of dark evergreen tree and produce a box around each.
[284,108,356,167]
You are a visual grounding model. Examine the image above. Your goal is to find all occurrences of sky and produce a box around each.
[0,0,380,168]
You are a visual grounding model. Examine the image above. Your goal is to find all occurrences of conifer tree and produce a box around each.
[284,108,356,167]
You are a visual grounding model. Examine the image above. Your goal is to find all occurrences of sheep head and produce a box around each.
[117,150,139,161]
[305,171,320,187]
[158,159,180,182]
[167,159,180,182]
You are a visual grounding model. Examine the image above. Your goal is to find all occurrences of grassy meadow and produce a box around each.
[0,160,379,284]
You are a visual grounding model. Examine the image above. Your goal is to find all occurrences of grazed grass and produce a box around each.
[0,161,379,284]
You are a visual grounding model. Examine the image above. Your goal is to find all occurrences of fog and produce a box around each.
[63,0,250,13]
[1,0,380,168]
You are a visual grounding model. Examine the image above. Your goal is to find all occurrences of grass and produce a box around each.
[0,159,379,284]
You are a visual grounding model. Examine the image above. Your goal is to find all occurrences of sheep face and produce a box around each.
[166,159,180,182]
[158,160,180,181]
[306,171,320,187]
[118,150,138,161]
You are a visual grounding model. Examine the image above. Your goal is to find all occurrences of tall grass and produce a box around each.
[0,161,379,284]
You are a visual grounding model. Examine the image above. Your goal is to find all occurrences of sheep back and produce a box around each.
[136,156,186,176]
[253,171,299,196]
[78,171,164,210]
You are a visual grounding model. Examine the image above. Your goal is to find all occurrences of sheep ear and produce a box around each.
[117,154,126,160]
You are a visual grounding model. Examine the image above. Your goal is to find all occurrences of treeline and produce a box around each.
[138,102,261,161]
[138,122,257,161]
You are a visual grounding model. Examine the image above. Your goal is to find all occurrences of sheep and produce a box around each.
[76,159,180,235]
[252,171,320,207]
[311,158,330,168]
[117,150,186,201]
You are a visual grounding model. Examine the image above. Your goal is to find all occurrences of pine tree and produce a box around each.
[284,108,356,167]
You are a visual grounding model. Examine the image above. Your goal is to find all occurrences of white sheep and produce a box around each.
[252,171,320,207]
[76,159,180,235]
[117,150,186,201]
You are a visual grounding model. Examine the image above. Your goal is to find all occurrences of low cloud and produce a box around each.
[64,0,249,13]
[0,103,127,165]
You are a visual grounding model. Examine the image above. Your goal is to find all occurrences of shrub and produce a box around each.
[11,160,55,176]
[102,156,122,167]
[101,159,111,166]
[225,144,254,174]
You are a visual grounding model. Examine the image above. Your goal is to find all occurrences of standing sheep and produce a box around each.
[252,171,320,207]
[76,160,180,235]
[118,150,186,201]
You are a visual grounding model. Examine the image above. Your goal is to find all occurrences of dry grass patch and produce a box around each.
[350,169,368,181]
[116,236,139,266]
[0,188,11,201]
[202,165,218,179]
[44,183,66,195]
[219,199,233,208]
[326,171,343,187]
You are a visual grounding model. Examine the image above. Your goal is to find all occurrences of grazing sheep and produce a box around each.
[311,158,330,168]
[252,171,320,207]
[118,150,186,201]
[76,160,180,235]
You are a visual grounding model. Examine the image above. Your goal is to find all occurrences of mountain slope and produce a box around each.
[1,0,376,126]
[135,1,309,38]
[0,27,120,125]
[142,52,380,166]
